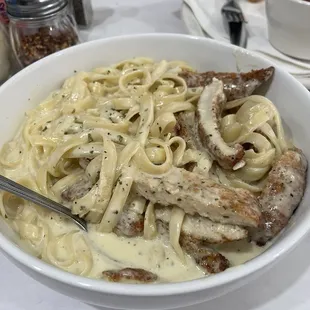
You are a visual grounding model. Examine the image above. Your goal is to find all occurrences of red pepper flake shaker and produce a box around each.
[6,0,80,69]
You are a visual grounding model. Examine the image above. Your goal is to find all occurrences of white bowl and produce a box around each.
[0,34,310,310]
[266,0,310,61]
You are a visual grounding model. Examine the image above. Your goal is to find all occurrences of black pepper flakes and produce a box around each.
[117,135,124,143]
[88,133,93,142]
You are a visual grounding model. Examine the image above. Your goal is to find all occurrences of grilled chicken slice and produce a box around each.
[179,66,275,101]
[156,220,230,274]
[175,112,203,172]
[102,268,157,283]
[61,175,92,202]
[115,203,248,243]
[128,167,262,227]
[176,79,245,170]
[175,112,206,152]
[114,193,146,237]
[197,78,244,169]
[155,206,248,244]
[180,235,230,274]
[114,206,144,237]
[251,149,307,246]
[176,112,203,151]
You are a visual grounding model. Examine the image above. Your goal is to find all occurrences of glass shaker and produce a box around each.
[0,23,11,83]
[6,0,80,69]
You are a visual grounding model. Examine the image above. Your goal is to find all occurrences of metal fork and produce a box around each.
[0,174,87,231]
[221,0,248,48]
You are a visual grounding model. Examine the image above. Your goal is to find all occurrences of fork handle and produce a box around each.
[0,175,87,231]
[228,22,247,48]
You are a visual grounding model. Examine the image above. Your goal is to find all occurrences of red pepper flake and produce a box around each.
[17,26,78,67]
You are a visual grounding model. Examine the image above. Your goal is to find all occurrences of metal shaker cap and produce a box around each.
[5,0,68,19]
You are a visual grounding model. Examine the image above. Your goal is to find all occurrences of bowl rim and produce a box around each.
[0,33,310,297]
[289,0,310,6]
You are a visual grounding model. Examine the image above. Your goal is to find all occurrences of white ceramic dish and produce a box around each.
[0,34,309,310]
[266,0,310,61]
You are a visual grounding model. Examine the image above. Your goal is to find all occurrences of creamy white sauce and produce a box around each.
[1,135,268,283]
[214,240,269,267]
[13,212,267,282]
[29,213,206,282]
[7,202,268,283]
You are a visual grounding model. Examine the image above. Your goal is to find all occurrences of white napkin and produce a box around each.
[184,0,310,78]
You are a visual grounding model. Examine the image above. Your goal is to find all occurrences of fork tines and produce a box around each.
[221,0,248,47]
[222,10,245,23]
[221,1,246,23]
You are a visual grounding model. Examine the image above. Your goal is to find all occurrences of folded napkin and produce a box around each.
[184,0,310,78]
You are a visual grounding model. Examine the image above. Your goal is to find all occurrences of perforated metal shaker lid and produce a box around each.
[5,0,68,19]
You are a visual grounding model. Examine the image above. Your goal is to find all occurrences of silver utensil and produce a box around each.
[0,175,87,231]
[221,0,248,48]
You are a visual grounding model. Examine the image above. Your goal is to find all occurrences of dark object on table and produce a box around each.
[71,0,93,28]
[5,0,80,69]
[0,0,9,24]
[221,0,248,48]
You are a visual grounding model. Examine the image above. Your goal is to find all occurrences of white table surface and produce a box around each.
[2,1,310,309]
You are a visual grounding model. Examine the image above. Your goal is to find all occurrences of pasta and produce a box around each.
[220,95,287,192]
[0,58,290,283]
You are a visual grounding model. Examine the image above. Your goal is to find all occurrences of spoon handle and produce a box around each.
[0,175,87,231]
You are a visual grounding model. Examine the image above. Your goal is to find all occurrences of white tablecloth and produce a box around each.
[1,1,310,309]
